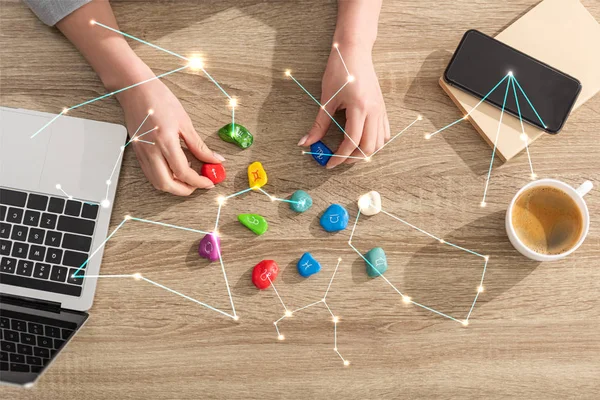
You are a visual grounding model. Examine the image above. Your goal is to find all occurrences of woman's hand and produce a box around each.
[298,43,390,168]
[117,79,224,196]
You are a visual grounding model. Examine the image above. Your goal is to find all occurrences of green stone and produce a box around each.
[238,213,268,235]
[365,247,388,278]
[218,123,254,149]
[289,190,312,213]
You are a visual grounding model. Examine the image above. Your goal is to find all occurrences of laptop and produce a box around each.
[0,107,127,387]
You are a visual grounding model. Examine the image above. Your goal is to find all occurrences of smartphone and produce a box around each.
[444,30,581,134]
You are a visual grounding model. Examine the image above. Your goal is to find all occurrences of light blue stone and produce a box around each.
[289,190,313,213]
[365,247,388,278]
[320,204,349,232]
[297,252,321,277]
[310,141,332,166]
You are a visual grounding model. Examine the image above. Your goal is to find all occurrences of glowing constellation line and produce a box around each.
[29,66,187,139]
[270,258,349,366]
[70,215,237,320]
[348,204,489,326]
[425,71,545,206]
[482,75,512,206]
[53,184,99,206]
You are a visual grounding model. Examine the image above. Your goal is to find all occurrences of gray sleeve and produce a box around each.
[22,0,92,26]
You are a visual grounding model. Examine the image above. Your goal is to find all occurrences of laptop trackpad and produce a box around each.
[0,108,127,202]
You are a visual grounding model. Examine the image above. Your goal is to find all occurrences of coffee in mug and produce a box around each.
[511,185,584,255]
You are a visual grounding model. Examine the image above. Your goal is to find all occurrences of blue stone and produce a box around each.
[365,247,388,278]
[297,252,321,277]
[289,190,313,213]
[320,204,349,232]
[310,141,332,166]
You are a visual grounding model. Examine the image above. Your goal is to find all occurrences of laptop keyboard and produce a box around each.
[0,308,75,373]
[0,187,99,297]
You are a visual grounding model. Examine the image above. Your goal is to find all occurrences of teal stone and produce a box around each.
[365,247,388,278]
[289,190,313,213]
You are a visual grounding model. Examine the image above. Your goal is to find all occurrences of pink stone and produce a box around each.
[198,233,221,262]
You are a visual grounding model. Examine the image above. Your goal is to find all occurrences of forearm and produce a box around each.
[56,0,153,92]
[334,0,382,50]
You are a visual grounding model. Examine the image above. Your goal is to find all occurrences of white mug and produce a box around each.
[505,179,593,261]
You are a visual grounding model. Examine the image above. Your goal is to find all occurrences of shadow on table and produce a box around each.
[402,210,540,321]
[404,50,492,177]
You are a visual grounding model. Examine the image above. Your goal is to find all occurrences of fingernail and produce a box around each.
[206,184,215,189]
[326,163,336,169]
[213,152,225,162]
[297,135,308,146]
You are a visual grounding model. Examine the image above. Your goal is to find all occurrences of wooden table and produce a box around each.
[2,1,599,398]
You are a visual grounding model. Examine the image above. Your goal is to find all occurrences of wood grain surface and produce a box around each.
[1,1,599,399]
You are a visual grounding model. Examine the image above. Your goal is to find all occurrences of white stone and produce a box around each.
[358,191,382,216]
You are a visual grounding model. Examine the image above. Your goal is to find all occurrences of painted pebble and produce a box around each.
[218,123,254,149]
[365,247,388,278]
[357,191,382,216]
[289,190,313,213]
[238,213,268,235]
[252,259,279,290]
[198,232,221,262]
[201,163,226,185]
[297,252,321,277]
[248,161,268,189]
[310,141,332,166]
[320,204,349,232]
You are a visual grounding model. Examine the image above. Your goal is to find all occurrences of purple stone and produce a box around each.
[198,233,221,262]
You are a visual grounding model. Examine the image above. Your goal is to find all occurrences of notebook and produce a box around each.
[439,0,600,161]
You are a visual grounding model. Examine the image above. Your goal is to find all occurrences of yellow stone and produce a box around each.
[248,161,268,189]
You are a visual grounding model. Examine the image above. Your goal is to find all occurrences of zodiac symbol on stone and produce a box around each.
[247,216,260,225]
[329,214,340,223]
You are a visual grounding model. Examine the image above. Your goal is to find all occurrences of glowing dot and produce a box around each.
[285,310,293,317]
[133,273,142,280]
[402,295,411,304]
[154,126,158,130]
[347,75,355,83]
[120,145,125,151]
[284,70,291,77]
[278,334,285,341]
[90,19,96,25]
[364,157,372,162]
[439,239,445,244]
[462,320,469,326]
[463,115,469,120]
[229,98,237,108]
[358,194,372,211]
[55,184,61,190]
[478,286,484,293]
[484,255,490,261]
[333,316,339,323]
[343,360,350,366]
[531,173,537,180]
[124,214,132,220]
[424,134,431,140]
[480,201,487,208]
[520,133,528,141]
[508,70,513,76]
[338,257,342,262]
[133,137,139,141]
[148,109,154,115]
[68,196,73,200]
[187,57,204,70]
[333,43,339,49]
[233,315,240,321]
[62,108,69,114]
[100,199,110,208]
[333,347,338,351]
[106,180,112,185]
[217,196,226,205]
[417,115,423,121]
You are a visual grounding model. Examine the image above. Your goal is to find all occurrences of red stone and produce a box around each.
[252,260,279,290]
[201,163,226,184]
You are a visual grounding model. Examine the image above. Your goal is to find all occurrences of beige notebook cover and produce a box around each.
[439,0,600,161]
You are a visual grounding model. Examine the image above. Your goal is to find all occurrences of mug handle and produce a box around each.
[576,180,593,197]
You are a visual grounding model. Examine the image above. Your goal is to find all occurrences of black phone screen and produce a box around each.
[444,30,581,133]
